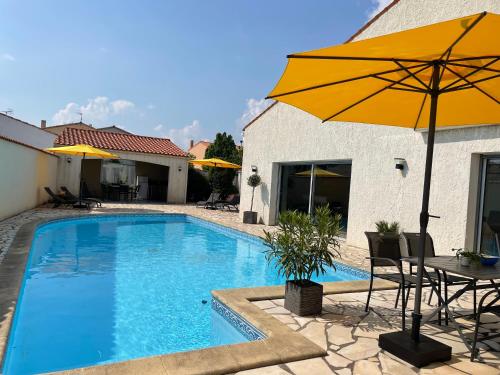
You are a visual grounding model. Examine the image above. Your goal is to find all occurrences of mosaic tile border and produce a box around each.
[212,298,265,341]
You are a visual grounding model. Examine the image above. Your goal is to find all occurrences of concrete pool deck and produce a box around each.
[0,203,498,374]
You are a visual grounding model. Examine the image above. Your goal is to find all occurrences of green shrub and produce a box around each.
[263,205,342,281]
[375,220,400,234]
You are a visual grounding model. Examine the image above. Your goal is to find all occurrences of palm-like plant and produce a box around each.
[263,205,342,281]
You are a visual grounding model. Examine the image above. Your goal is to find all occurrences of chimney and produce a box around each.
[189,139,194,149]
[40,120,47,129]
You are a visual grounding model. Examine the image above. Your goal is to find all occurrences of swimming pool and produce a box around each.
[3,214,367,374]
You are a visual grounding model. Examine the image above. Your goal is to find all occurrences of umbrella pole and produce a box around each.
[379,63,451,368]
[411,62,440,341]
[77,153,86,208]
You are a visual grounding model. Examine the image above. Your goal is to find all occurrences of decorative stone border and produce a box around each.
[212,298,265,341]
[0,213,397,375]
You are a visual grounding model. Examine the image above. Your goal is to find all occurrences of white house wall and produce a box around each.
[240,0,500,254]
[0,114,56,149]
[56,150,188,204]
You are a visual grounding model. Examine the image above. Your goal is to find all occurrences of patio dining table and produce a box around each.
[403,256,500,360]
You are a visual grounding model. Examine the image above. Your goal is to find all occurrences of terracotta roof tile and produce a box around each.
[55,128,188,157]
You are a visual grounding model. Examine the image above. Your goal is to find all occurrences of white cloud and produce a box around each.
[147,104,155,110]
[52,96,135,125]
[111,99,134,113]
[153,124,163,131]
[367,0,392,20]
[1,53,15,61]
[237,98,273,129]
[166,120,201,149]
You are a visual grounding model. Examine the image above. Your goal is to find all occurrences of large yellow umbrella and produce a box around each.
[268,12,500,365]
[45,144,118,207]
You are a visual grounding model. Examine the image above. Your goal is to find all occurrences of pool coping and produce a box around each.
[0,213,397,375]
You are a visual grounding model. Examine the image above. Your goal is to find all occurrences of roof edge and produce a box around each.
[242,0,401,132]
[0,135,57,157]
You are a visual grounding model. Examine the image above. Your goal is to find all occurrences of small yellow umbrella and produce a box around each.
[45,144,118,207]
[189,157,241,169]
[189,158,241,207]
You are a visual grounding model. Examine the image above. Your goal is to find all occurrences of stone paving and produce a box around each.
[1,203,499,374]
[235,289,500,375]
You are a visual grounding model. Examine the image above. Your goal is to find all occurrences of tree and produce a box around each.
[205,132,241,197]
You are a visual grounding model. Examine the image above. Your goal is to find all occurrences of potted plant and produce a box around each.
[243,173,261,224]
[366,220,401,259]
[452,248,480,266]
[263,205,342,316]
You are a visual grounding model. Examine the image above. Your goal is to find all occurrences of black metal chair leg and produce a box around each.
[401,282,406,331]
[405,285,411,307]
[365,274,374,312]
[473,280,477,318]
[445,281,449,326]
[395,284,401,309]
[428,287,434,305]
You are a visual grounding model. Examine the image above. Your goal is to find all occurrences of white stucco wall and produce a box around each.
[240,0,500,255]
[56,150,189,204]
[0,138,58,220]
[0,114,56,149]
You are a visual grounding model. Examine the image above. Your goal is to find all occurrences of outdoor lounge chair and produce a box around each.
[44,187,92,210]
[196,192,220,209]
[61,186,103,207]
[400,232,476,324]
[365,232,436,330]
[215,194,240,211]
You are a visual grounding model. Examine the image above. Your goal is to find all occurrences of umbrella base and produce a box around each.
[379,331,451,368]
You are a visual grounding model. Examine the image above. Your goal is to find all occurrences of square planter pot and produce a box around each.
[243,211,257,224]
[284,279,323,316]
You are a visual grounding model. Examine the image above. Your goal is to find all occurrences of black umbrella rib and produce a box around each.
[443,65,500,104]
[443,73,500,93]
[266,62,429,99]
[413,93,429,130]
[438,11,487,61]
[447,60,500,74]
[286,55,429,63]
[442,58,500,91]
[322,64,432,122]
[372,76,427,92]
[394,61,431,90]
[448,55,499,63]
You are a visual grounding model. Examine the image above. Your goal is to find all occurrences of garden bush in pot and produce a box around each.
[263,205,342,316]
[243,173,261,224]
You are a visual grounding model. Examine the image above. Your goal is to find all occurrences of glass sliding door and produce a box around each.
[278,162,352,233]
[477,157,500,256]
[313,163,351,230]
[279,164,312,213]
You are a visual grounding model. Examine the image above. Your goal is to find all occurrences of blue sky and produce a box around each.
[0,0,389,149]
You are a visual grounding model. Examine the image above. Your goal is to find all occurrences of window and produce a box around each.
[100,160,136,186]
[477,157,500,255]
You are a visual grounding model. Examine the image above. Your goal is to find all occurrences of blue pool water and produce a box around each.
[3,214,367,374]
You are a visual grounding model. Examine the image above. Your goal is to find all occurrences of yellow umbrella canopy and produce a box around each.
[45,144,118,159]
[189,157,241,169]
[268,12,500,128]
[267,12,500,363]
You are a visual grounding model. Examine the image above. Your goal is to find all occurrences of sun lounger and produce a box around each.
[215,194,240,211]
[196,192,220,208]
[44,187,92,210]
[61,186,102,207]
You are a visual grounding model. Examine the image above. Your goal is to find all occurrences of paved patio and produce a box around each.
[236,289,500,375]
[1,203,499,374]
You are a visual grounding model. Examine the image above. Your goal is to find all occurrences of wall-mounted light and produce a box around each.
[178,166,182,172]
[251,165,258,173]
[394,157,406,171]
[66,157,72,164]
